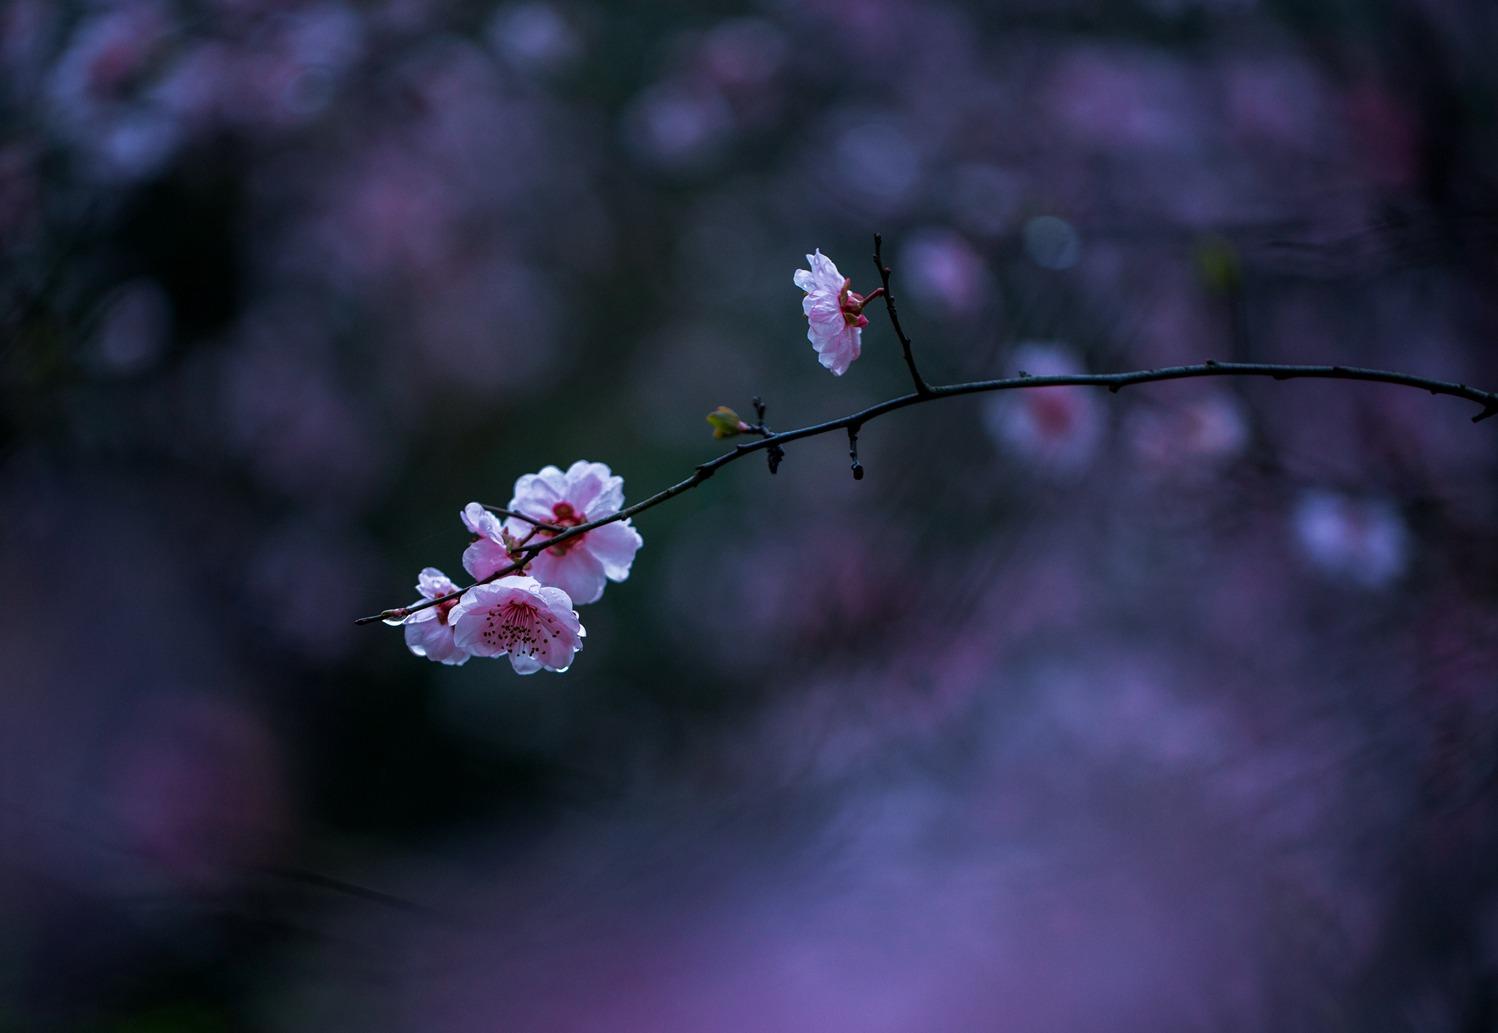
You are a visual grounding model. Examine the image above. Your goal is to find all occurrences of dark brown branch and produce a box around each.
[872,233,933,396]
[356,360,1498,626]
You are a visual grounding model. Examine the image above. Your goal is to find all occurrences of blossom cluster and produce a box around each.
[401,461,643,674]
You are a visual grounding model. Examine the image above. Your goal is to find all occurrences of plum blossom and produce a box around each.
[502,461,643,605]
[794,249,875,376]
[1292,490,1409,587]
[449,575,585,674]
[461,501,514,581]
[403,567,470,665]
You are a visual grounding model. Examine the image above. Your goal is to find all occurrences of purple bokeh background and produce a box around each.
[4,0,1498,1029]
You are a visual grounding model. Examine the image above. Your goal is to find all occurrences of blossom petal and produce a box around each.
[585,520,643,580]
[528,546,607,605]
[801,249,843,292]
[535,586,584,629]
[803,292,842,320]
[530,628,576,671]
[562,460,624,516]
[809,323,861,376]
[461,502,504,540]
[404,619,469,665]
[508,651,544,675]
[462,537,513,580]
[416,566,458,600]
[509,468,566,517]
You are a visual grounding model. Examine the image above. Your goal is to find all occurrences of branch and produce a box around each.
[357,360,1498,625]
[872,233,933,396]
[481,505,563,532]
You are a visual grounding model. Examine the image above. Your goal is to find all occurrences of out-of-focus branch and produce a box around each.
[357,359,1498,626]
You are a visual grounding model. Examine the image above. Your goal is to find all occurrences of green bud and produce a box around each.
[706,405,747,439]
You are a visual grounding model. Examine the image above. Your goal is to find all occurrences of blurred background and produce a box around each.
[4,0,1498,1029]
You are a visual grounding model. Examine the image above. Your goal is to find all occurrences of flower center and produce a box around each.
[545,502,588,555]
[838,278,870,328]
[482,601,538,653]
[479,599,569,658]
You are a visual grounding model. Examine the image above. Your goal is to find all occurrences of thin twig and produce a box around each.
[872,233,933,396]
[750,395,783,471]
[482,506,563,532]
[356,360,1498,625]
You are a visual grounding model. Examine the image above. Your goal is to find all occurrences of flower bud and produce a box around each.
[707,405,749,439]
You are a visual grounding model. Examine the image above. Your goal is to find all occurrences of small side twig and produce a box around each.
[872,233,933,396]
[482,506,563,532]
[751,394,785,471]
[847,424,864,480]
[742,395,775,438]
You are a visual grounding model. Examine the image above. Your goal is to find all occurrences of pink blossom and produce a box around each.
[502,461,643,605]
[794,249,873,376]
[449,575,585,674]
[461,501,514,581]
[403,567,470,665]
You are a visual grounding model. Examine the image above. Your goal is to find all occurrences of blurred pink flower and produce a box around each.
[983,343,1104,476]
[624,79,735,171]
[156,3,365,134]
[461,501,513,581]
[45,2,182,179]
[488,2,583,76]
[449,575,585,674]
[403,567,470,666]
[1292,490,1409,587]
[47,4,167,113]
[1128,392,1248,471]
[900,228,986,315]
[794,249,870,376]
[503,461,643,605]
[699,18,787,97]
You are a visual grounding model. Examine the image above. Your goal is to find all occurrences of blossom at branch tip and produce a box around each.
[449,575,585,675]
[402,568,471,666]
[503,460,643,605]
[460,501,513,581]
[794,249,869,376]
